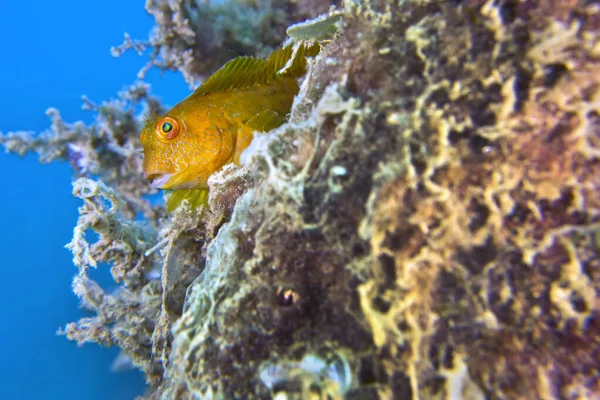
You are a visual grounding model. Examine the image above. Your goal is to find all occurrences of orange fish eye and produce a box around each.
[156,117,179,140]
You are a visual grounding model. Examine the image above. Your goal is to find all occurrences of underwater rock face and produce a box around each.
[162,1,600,398]
[2,0,599,399]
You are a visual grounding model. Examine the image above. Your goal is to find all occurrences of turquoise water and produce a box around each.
[0,1,187,398]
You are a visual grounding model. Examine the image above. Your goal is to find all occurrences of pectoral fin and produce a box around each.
[230,110,286,165]
[244,109,286,132]
[165,189,209,211]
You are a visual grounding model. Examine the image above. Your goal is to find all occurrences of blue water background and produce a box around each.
[0,1,188,398]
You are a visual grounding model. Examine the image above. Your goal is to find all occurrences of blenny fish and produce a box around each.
[140,41,320,211]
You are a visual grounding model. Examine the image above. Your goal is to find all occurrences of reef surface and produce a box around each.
[1,0,599,399]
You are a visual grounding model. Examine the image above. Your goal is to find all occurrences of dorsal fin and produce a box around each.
[271,41,320,78]
[193,42,320,96]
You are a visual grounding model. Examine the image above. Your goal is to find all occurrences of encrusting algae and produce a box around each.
[140,41,321,211]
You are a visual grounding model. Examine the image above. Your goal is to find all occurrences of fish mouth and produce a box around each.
[145,173,174,189]
[145,166,202,190]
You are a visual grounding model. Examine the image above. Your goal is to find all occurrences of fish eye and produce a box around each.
[156,117,179,140]
[162,122,173,133]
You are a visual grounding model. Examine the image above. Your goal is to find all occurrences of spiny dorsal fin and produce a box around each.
[194,42,320,96]
[270,41,320,78]
[194,57,274,96]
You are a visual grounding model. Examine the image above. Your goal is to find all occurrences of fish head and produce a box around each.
[140,104,233,190]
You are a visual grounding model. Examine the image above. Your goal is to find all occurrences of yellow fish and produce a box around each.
[140,42,320,211]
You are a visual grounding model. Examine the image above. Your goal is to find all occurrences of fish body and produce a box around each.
[140,42,320,210]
